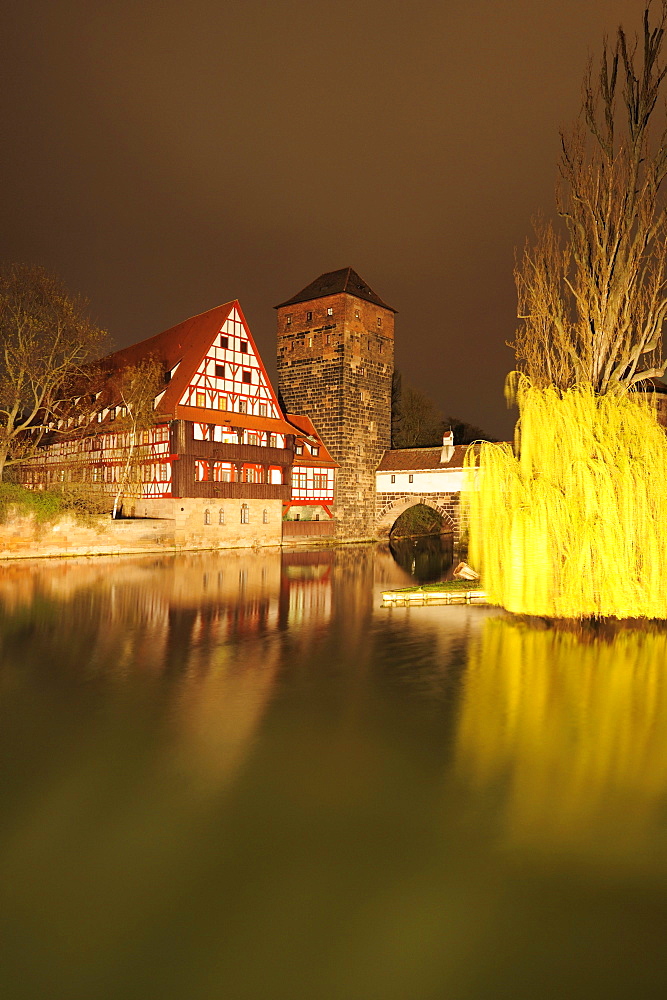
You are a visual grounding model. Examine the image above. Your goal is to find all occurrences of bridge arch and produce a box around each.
[375,495,457,538]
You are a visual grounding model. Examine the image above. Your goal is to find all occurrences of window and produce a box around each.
[240,340,248,353]
[409,474,414,483]
[306,311,312,322]
[247,432,259,446]
[219,508,225,524]
[269,434,277,448]
[295,472,307,488]
[295,443,303,455]
[311,446,319,456]
[215,363,225,378]
[356,444,361,455]
[241,504,249,523]
[355,309,360,319]
[218,395,228,410]
[242,370,251,384]
[359,367,365,377]
[325,334,330,345]
[109,408,115,421]
[159,464,169,481]
[378,341,384,354]
[360,391,364,402]
[238,400,247,414]
[391,474,396,484]
[286,314,292,325]
[196,391,206,408]
[212,462,232,482]
[377,317,382,327]
[220,335,228,349]
[327,306,333,316]
[259,403,267,417]
[262,508,269,523]
[245,467,257,483]
[314,474,327,490]
[204,508,211,525]
[195,460,208,482]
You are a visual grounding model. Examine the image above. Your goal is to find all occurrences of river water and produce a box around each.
[1,542,667,999]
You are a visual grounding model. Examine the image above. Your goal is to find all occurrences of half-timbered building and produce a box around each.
[20,300,337,537]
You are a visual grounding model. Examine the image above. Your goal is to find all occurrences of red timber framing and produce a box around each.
[19,299,338,509]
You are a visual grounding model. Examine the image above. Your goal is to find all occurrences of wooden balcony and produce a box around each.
[182,482,291,500]
[187,441,293,466]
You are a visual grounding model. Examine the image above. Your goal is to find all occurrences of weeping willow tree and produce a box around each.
[465,5,667,619]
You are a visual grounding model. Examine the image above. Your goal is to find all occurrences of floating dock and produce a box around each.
[381,588,490,607]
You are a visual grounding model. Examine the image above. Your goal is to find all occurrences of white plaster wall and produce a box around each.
[376,469,466,493]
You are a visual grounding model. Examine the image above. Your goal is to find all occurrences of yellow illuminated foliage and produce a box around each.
[463,376,667,618]
[457,617,667,858]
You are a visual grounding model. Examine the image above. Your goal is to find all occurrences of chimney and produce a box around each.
[440,430,454,464]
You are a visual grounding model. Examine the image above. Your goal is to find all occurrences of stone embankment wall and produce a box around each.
[0,497,283,560]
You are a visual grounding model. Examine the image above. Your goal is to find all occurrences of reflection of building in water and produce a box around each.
[279,551,333,627]
[456,618,667,861]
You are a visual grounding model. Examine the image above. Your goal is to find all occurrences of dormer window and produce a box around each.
[311,445,319,457]
[295,443,303,455]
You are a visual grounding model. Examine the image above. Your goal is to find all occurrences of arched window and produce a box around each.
[241,504,249,524]
[219,508,225,524]
[262,508,269,523]
[204,508,211,525]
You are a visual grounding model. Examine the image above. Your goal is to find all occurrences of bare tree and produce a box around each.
[0,263,107,480]
[513,4,667,395]
[111,357,165,518]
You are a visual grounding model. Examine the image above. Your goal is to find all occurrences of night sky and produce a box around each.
[0,0,648,439]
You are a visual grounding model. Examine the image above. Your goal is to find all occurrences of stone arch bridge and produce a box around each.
[374,444,470,542]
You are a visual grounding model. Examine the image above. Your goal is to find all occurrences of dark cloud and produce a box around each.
[0,0,646,438]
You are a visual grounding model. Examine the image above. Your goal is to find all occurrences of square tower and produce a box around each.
[276,267,395,538]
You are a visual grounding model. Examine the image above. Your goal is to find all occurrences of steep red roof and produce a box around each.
[285,412,338,468]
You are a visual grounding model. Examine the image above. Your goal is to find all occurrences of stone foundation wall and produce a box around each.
[0,497,283,560]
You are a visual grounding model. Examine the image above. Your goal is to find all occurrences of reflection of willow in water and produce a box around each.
[456,617,667,859]
[388,534,454,583]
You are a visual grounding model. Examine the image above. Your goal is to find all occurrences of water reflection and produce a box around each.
[457,616,667,865]
[388,533,454,582]
[2,551,667,998]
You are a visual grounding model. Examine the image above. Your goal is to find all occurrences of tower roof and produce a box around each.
[275,267,396,312]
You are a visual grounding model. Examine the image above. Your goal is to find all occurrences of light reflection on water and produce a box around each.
[0,546,666,999]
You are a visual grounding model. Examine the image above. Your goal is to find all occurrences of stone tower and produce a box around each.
[276,267,395,538]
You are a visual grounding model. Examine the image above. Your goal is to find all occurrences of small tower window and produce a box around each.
[355,310,360,319]
[377,317,382,327]
[263,508,269,523]
[306,311,312,322]
[391,475,396,484]
[241,504,249,523]
[204,508,211,525]
[219,508,225,524]
[327,306,333,316]
[325,334,330,345]
[286,315,292,325]
[409,474,414,483]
